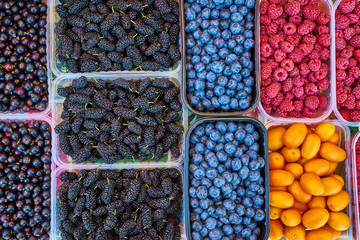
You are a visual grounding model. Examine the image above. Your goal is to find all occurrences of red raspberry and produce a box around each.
[298,0,309,6]
[348,58,357,68]
[288,111,301,117]
[297,20,315,35]
[281,41,295,53]
[344,86,353,94]
[275,108,288,117]
[302,107,316,117]
[286,34,302,46]
[260,0,270,14]
[292,86,304,98]
[347,13,359,24]
[268,58,279,69]
[274,49,286,62]
[269,34,284,49]
[355,100,360,110]
[308,59,321,72]
[260,43,273,57]
[260,35,269,44]
[338,0,356,14]
[269,0,282,4]
[349,66,360,79]
[308,0,318,5]
[262,104,273,115]
[353,25,360,34]
[353,86,360,99]
[268,4,284,20]
[319,48,330,61]
[302,34,317,45]
[282,78,293,92]
[261,88,272,104]
[289,15,302,25]
[289,67,300,77]
[273,67,288,81]
[336,15,351,30]
[271,92,284,106]
[289,49,305,63]
[337,91,348,104]
[307,50,320,60]
[340,46,354,58]
[266,22,279,35]
[261,78,272,87]
[350,35,360,48]
[318,26,329,35]
[272,17,287,28]
[344,27,356,41]
[317,78,330,91]
[353,49,360,62]
[344,76,355,86]
[336,58,350,70]
[305,96,319,110]
[304,83,318,95]
[308,72,318,83]
[351,110,360,121]
[316,12,330,25]
[280,59,294,71]
[303,5,321,21]
[299,43,314,56]
[336,38,347,51]
[279,99,295,112]
[261,62,273,79]
[314,66,328,80]
[260,25,267,35]
[343,94,356,109]
[283,23,297,35]
[339,108,351,121]
[260,15,272,25]
[284,1,301,16]
[318,94,327,109]
[293,76,304,87]
[299,62,310,76]
[265,82,281,98]
[293,100,304,111]
[336,70,347,81]
[354,2,360,15]
[285,91,295,100]
[318,34,331,47]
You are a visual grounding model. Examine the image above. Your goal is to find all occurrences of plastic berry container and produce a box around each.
[51,74,188,167]
[266,120,358,239]
[257,0,334,123]
[48,0,183,77]
[51,164,186,239]
[180,0,260,117]
[351,131,360,239]
[184,117,270,240]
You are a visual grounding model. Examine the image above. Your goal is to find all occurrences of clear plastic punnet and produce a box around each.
[351,131,360,240]
[50,164,186,239]
[51,74,188,167]
[257,0,334,123]
[48,0,182,77]
[266,120,358,240]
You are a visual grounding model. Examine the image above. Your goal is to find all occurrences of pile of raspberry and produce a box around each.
[259,0,330,118]
[335,0,360,122]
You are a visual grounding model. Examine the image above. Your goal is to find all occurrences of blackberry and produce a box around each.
[59,35,74,56]
[168,24,179,43]
[100,122,111,132]
[60,172,78,182]
[122,169,139,178]
[86,23,101,33]
[118,220,137,238]
[96,227,108,240]
[104,214,118,230]
[162,13,178,24]
[126,45,143,66]
[153,208,165,221]
[168,44,181,61]
[147,186,166,198]
[85,188,97,210]
[83,169,101,187]
[68,181,82,201]
[108,51,123,63]
[69,135,82,151]
[137,115,157,127]
[83,120,98,129]
[107,0,127,11]
[68,93,91,104]
[83,12,104,24]
[167,123,183,135]
[100,12,121,31]
[147,103,163,113]
[74,196,86,216]
[161,177,173,195]
[72,43,81,59]
[162,222,174,240]
[159,31,170,48]
[154,144,164,161]
[124,134,141,145]
[94,79,107,90]
[162,134,177,151]
[120,13,132,30]
[58,86,73,98]
[98,3,111,15]
[55,120,71,134]
[155,0,171,14]
[85,108,107,119]
[94,89,113,111]
[101,29,116,42]
[134,20,155,36]
[101,182,115,204]
[80,58,98,72]
[164,110,180,122]
[111,119,122,138]
[168,0,179,16]
[86,129,101,138]
[144,127,156,146]
[73,225,87,240]
[71,117,83,133]
[135,34,146,46]
[153,52,172,68]
[73,145,92,163]
[116,35,135,52]
[122,57,134,70]
[56,5,69,18]
[59,134,72,155]
[93,206,107,216]
[55,18,68,35]
[169,99,182,112]
[67,15,86,28]
[98,39,116,52]
[164,87,180,103]
[170,144,180,158]
[147,34,160,44]
[58,201,69,221]
[114,106,137,119]
[68,0,88,15]
[82,210,96,232]
[145,42,161,56]
[149,197,171,209]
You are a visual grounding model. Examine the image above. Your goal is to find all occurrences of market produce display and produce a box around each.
[0,1,48,112]
[55,76,184,163]
[268,123,351,240]
[54,0,181,72]
[0,121,51,239]
[184,0,256,113]
[260,0,330,118]
[57,168,183,240]
[188,120,267,239]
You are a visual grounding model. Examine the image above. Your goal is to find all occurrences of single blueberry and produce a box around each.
[209,129,221,142]
[190,198,200,208]
[239,166,250,180]
[214,143,224,152]
[202,99,212,109]
[209,186,220,198]
[213,176,225,187]
[230,98,239,109]
[192,231,201,240]
[253,209,265,222]
[229,212,242,224]
[231,173,241,185]
[224,159,232,170]
[209,228,222,240]
[211,97,220,108]
[206,168,218,180]
[191,178,201,187]
[249,142,260,152]
[200,227,209,237]
[235,129,246,141]
[223,171,233,183]
[200,199,211,209]
[224,142,236,155]
[253,195,264,207]
[221,183,232,195]
[248,182,259,192]
[234,147,243,158]
[222,225,233,236]
[200,161,209,169]
[194,168,206,180]
[233,224,243,234]
[241,228,252,237]
[235,203,245,216]
[196,186,208,199]
[248,170,260,182]
[215,206,226,218]
[242,197,253,208]
[189,187,197,197]
[205,217,217,230]
[245,208,255,218]
[231,158,242,171]
[201,178,212,188]
[201,211,210,221]
[217,164,226,174]
[223,199,236,211]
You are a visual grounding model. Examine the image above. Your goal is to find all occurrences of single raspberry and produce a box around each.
[305,96,319,110]
[350,35,360,48]
[308,59,322,72]
[318,34,331,47]
[319,48,330,62]
[354,2,360,15]
[314,67,328,81]
[275,108,288,117]
[279,99,295,112]
[335,29,344,38]
[336,58,349,70]
[286,35,301,48]
[348,58,357,68]
[344,76,355,86]
[268,58,280,69]
[316,12,330,25]
[289,49,305,63]
[318,94,327,109]
[299,43,314,56]
[268,4,284,20]
[269,34,284,49]
[304,83,318,95]
[307,50,320,60]
[260,43,273,57]
[344,27,356,41]
[298,20,316,35]
[336,38,347,51]
[261,78,272,87]
[280,41,295,53]
[265,82,281,98]
[348,66,360,79]
[343,94,356,109]
[289,15,302,25]
[271,92,284,106]
[303,5,321,21]
[299,62,310,76]
[336,15,351,30]
[273,67,288,81]
[344,86,353,94]
[260,25,267,35]
[318,26,329,35]
[288,111,302,117]
[266,23,279,35]
[260,0,270,14]
[285,92,295,100]
[284,1,301,16]
[336,80,345,90]
[353,49,360,62]
[351,110,360,121]
[272,17,287,28]
[260,35,269,44]
[292,86,304,98]
[347,13,359,24]
[338,0,356,14]
[308,72,318,83]
[262,104,273,115]
[340,46,354,58]
[261,15,272,25]
[317,78,330,91]
[293,76,304,87]
[298,0,309,6]
[302,107,316,117]
[261,63,273,79]
[353,86,360,99]
[282,78,293,92]
[280,59,294,71]
[355,100,360,110]
[302,34,317,45]
[261,88,272,104]
[274,49,287,62]
[308,0,318,5]
[269,0,282,4]
[353,25,360,34]
[289,67,300,77]
[336,69,347,81]
[293,100,304,111]
[339,108,351,121]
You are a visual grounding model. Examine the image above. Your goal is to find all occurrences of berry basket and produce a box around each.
[52,74,188,167]
[266,120,359,240]
[50,164,186,240]
[257,0,334,123]
[184,117,270,240]
[48,0,183,76]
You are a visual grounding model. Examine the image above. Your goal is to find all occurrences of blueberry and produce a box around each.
[214,37,225,48]
[205,123,214,135]
[245,0,255,8]
[209,228,222,240]
[240,154,250,166]
[200,227,209,237]
[205,168,218,180]
[219,95,230,105]
[222,171,233,183]
[189,187,197,197]
[242,197,253,208]
[235,204,245,216]
[257,185,265,195]
[218,48,229,59]
[249,142,260,152]
[223,199,236,211]
[208,186,220,198]
[246,12,254,22]
[192,220,203,232]
[193,154,203,165]
[231,173,241,185]
[235,129,246,141]
[213,176,225,188]
[209,129,221,142]
[248,222,257,230]
[248,170,260,182]
[191,178,201,187]
[230,158,242,171]
[194,90,205,99]
[202,99,212,109]
[234,148,243,158]
[211,97,220,108]
[199,0,209,6]
[222,225,233,236]
[211,61,225,73]
[217,164,226,174]
[205,44,217,55]
[216,151,227,162]
[194,168,206,180]
[200,161,209,169]
[205,217,217,230]
[253,195,264,207]
[207,156,219,168]
[201,8,211,19]
[258,157,265,168]
[215,206,227,218]
[243,216,251,226]
[201,211,210,220]
[229,98,239,109]
[191,3,202,13]
[208,205,216,215]
[233,224,243,234]
[186,38,196,48]
[249,158,261,171]
[221,183,232,195]
[241,228,252,237]
[214,143,224,152]
[190,198,200,208]
[202,55,212,65]
[200,199,212,209]
[197,186,208,199]
[248,182,259,192]
[229,212,241,224]
[224,159,232,169]
[192,231,201,240]
[224,142,236,155]
[245,208,255,218]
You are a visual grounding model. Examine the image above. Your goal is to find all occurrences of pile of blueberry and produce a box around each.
[188,121,266,239]
[184,0,256,113]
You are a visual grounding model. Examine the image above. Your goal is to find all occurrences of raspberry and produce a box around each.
[289,49,305,63]
[260,0,270,14]
[299,43,314,56]
[353,49,360,62]
[266,23,279,35]
[336,69,347,81]
[348,58,357,68]
[260,35,269,44]
[351,111,360,121]
[347,13,359,24]
[307,50,320,60]
[271,92,284,106]
[318,34,331,47]
[337,92,348,104]
[354,2,360,15]
[286,34,302,46]
[260,25,267,35]
[269,0,282,4]
[261,63,273,79]
[336,38,347,51]
[316,12,330,25]
[353,25,360,34]
[261,15,272,25]
[302,34,317,45]
[260,88,272,104]
[265,82,281,98]
[293,76,304,87]
[260,43,273,57]
[308,72,318,83]
[305,96,319,110]
[283,23,297,35]
[350,35,360,48]
[336,58,349,70]
[292,86,304,98]
[288,111,301,117]
[343,94,356,109]
[344,86,353,94]
[293,100,304,111]
[281,41,295,53]
[339,108,351,121]
[308,59,321,72]
[319,48,330,62]
[353,86,360,99]
[268,4,284,20]
[261,78,272,87]
[317,78,330,91]
[341,46,355,58]
[281,59,294,71]
[298,0,309,6]
[289,16,302,25]
[336,15,351,30]
[282,78,293,92]
[299,62,310,76]
[275,108,288,117]
[284,1,301,16]
[298,20,316,35]
[289,67,300,77]
[304,83,318,95]
[272,17,287,28]
[303,5,321,21]
[279,99,294,112]
[314,66,328,80]
[274,49,286,62]
[262,104,272,115]
[302,107,316,117]
[348,66,360,79]
[336,80,345,90]
[318,94,327,109]
[344,27,356,41]
[273,67,288,81]
[285,92,295,100]
[355,100,360,110]
[268,58,279,69]
[344,76,355,86]
[269,34,284,49]
[338,0,356,14]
